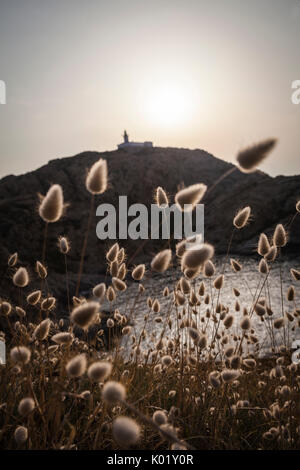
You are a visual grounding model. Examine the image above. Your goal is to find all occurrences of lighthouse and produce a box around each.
[117,130,153,150]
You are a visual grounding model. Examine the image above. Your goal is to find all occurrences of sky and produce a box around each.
[0,0,299,178]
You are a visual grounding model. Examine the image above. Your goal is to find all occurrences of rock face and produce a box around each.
[0,146,299,302]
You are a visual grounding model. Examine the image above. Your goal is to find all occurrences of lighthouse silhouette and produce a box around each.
[117,130,153,150]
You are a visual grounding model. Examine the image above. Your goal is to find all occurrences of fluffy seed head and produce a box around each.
[16,306,26,318]
[274,317,285,329]
[273,224,287,248]
[160,423,178,441]
[209,371,221,388]
[161,355,173,367]
[0,301,12,316]
[188,327,200,343]
[132,264,145,281]
[230,259,242,272]
[41,297,56,311]
[243,358,256,369]
[180,277,190,294]
[224,315,234,329]
[85,158,107,194]
[39,184,64,223]
[102,381,126,404]
[117,263,126,280]
[153,410,167,425]
[10,346,31,364]
[122,326,132,335]
[73,296,83,306]
[183,267,200,280]
[8,252,18,267]
[155,186,169,208]
[181,243,214,270]
[175,291,185,306]
[117,247,125,264]
[107,318,114,328]
[33,319,51,341]
[296,200,300,213]
[26,290,41,305]
[14,426,28,445]
[59,236,70,254]
[214,274,224,290]
[236,138,277,173]
[93,283,106,300]
[176,239,187,258]
[290,268,300,281]
[110,260,118,277]
[13,267,29,288]
[265,246,277,262]
[106,286,116,302]
[66,354,87,378]
[259,258,269,274]
[233,288,240,297]
[221,369,240,383]
[152,299,161,313]
[254,303,266,317]
[151,249,172,273]
[175,183,207,211]
[204,259,215,277]
[106,243,119,263]
[233,206,251,229]
[230,355,242,369]
[48,345,58,355]
[112,277,127,292]
[199,334,208,349]
[240,316,251,330]
[87,361,112,382]
[70,301,99,329]
[112,416,140,446]
[36,261,47,279]
[258,233,270,256]
[163,287,170,297]
[18,397,35,416]
[51,332,74,345]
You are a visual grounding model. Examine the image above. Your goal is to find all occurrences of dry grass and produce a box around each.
[0,147,300,450]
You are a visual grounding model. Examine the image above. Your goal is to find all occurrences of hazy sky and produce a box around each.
[0,0,299,178]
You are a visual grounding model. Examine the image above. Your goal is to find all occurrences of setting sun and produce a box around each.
[144,84,193,127]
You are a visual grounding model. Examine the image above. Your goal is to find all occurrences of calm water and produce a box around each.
[100,256,300,357]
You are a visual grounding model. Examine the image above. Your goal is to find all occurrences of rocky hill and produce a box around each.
[0,146,299,302]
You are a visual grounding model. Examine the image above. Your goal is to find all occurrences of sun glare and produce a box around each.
[144,84,192,128]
